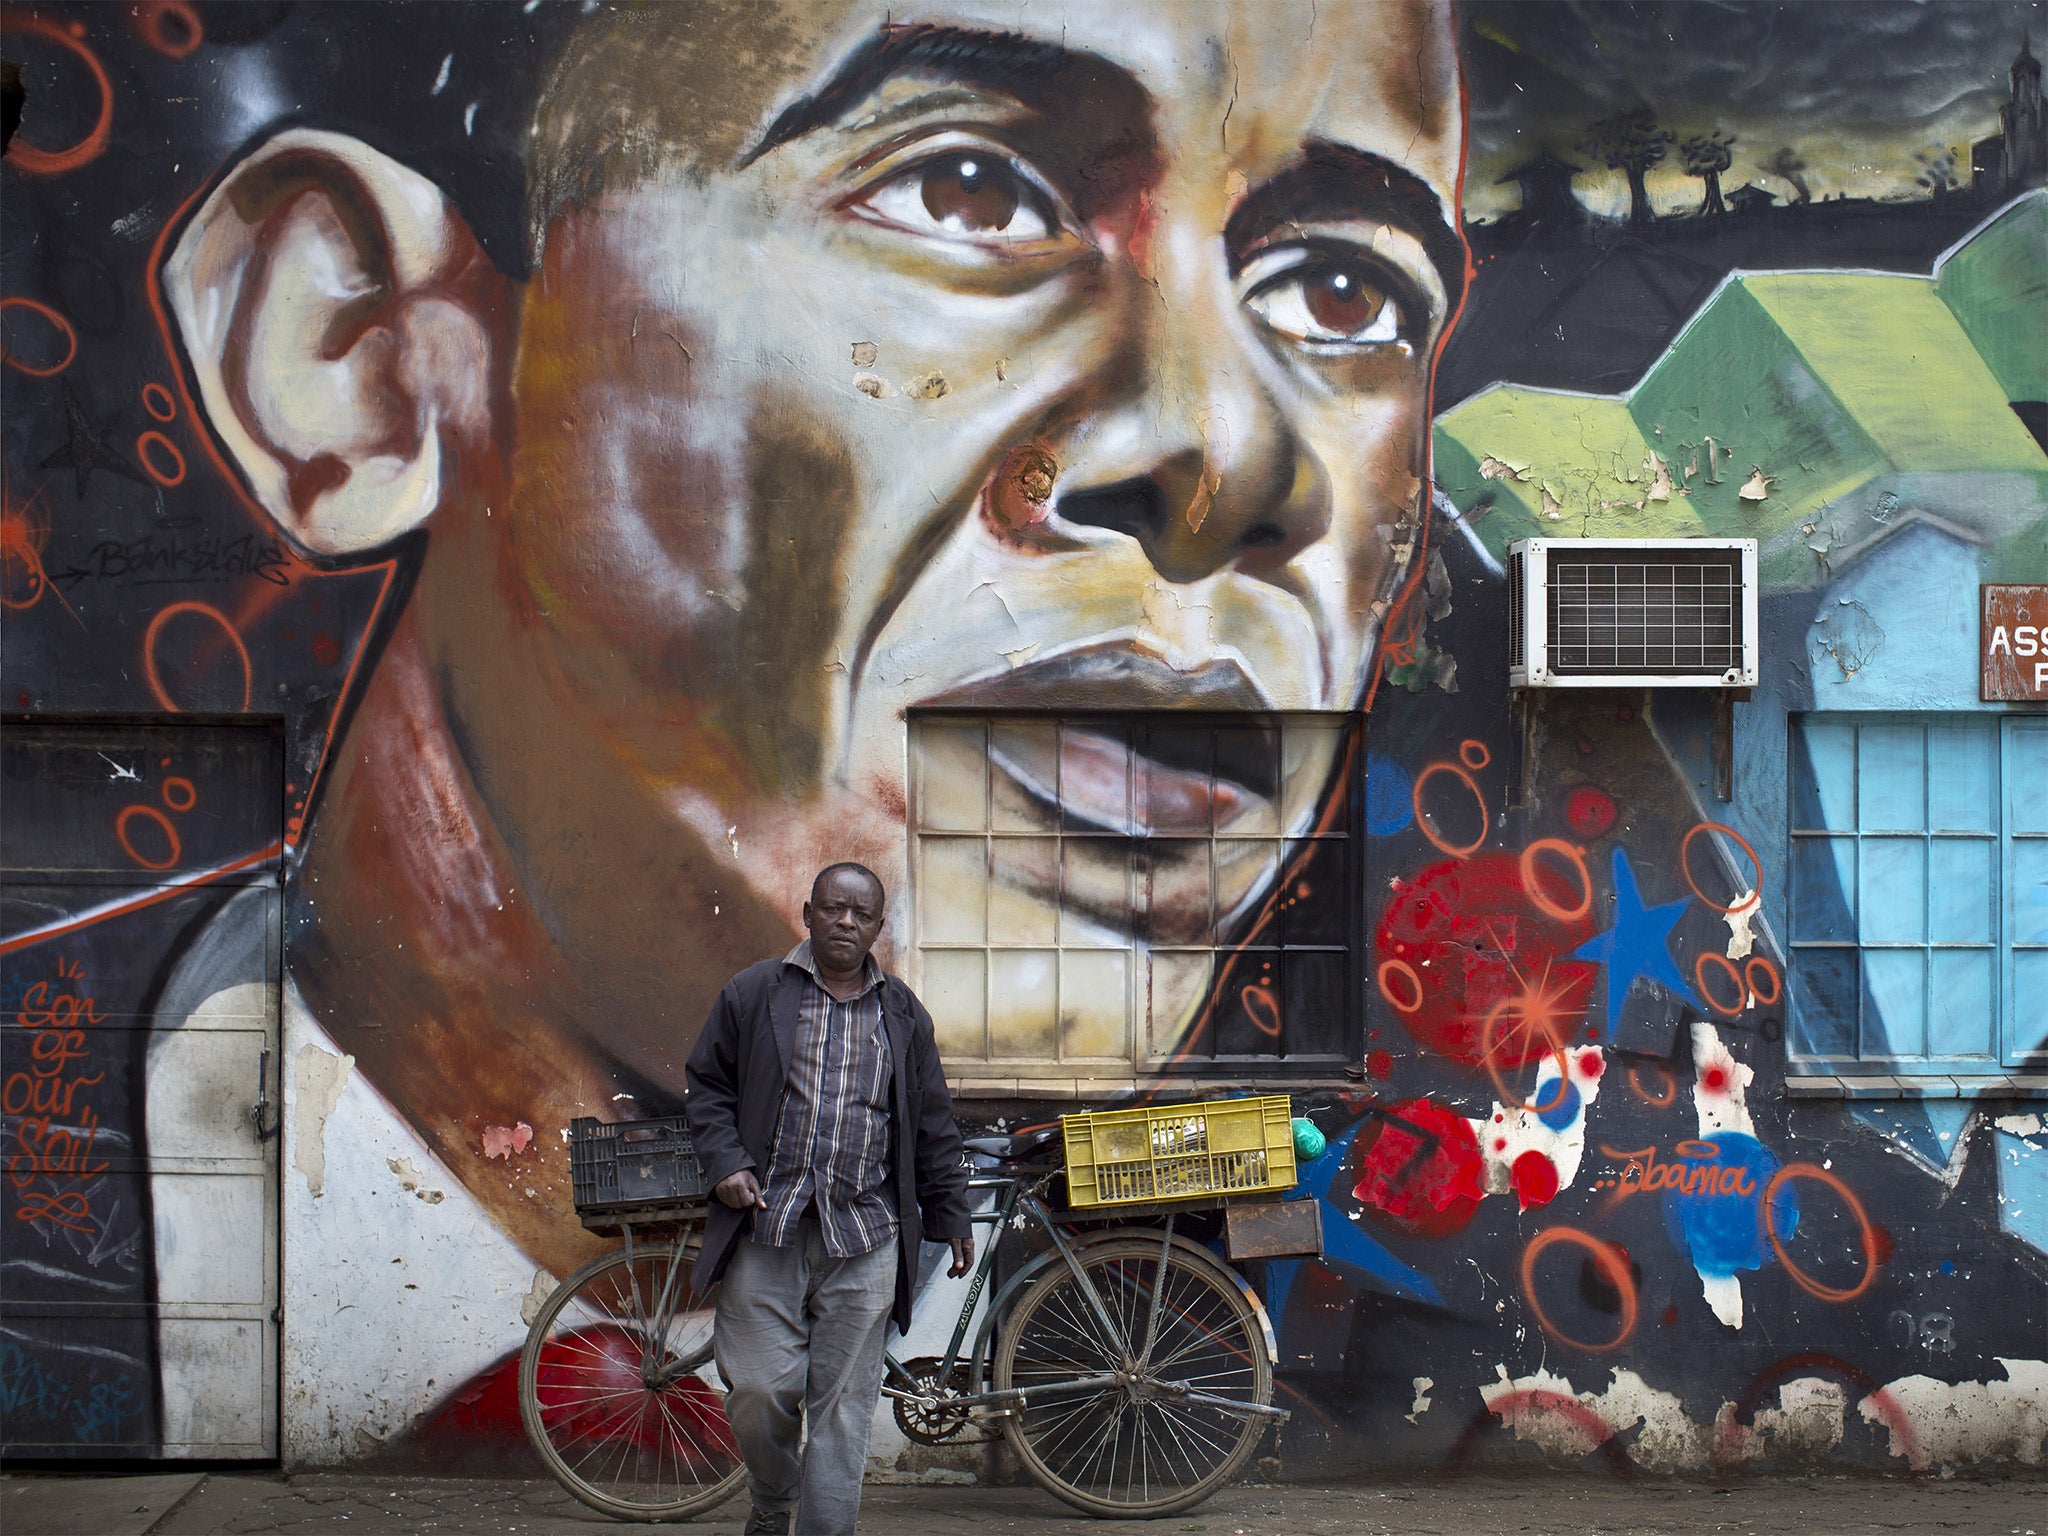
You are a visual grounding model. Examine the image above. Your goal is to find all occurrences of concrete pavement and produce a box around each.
[5,1470,2046,1535]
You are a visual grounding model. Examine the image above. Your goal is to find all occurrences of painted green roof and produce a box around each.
[1741,271,2043,474]
[1433,250,2047,589]
[1935,190,2048,405]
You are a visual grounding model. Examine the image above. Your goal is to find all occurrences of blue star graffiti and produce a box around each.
[1570,846,1700,1040]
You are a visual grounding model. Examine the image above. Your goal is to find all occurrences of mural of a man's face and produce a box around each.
[166,0,1462,1096]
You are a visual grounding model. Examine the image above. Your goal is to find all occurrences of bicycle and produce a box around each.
[520,1116,1300,1523]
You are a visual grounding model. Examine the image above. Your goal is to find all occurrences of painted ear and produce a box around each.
[162,129,499,556]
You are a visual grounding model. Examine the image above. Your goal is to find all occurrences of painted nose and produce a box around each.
[1051,233,1326,584]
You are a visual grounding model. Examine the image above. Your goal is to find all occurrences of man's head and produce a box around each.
[803,862,888,975]
[163,0,1464,1081]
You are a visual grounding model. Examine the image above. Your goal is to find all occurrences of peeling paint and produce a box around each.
[1406,1375,1434,1424]
[481,1122,533,1160]
[385,1156,446,1204]
[519,1268,559,1327]
[292,1044,355,1199]
[1858,1359,2048,1471]
[1723,893,1758,959]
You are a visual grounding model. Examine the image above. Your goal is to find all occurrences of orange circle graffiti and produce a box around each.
[1680,822,1763,914]
[1745,956,1782,1006]
[143,602,252,712]
[0,298,79,377]
[1628,1064,1676,1107]
[138,1,203,58]
[1459,739,1492,770]
[1520,838,1593,923]
[1481,999,1571,1116]
[141,382,177,421]
[1694,952,1747,1018]
[137,431,187,487]
[1,15,114,175]
[116,804,182,870]
[1376,958,1424,1015]
[1411,761,1487,860]
[161,776,196,813]
[1764,1163,1880,1304]
[1521,1227,1637,1352]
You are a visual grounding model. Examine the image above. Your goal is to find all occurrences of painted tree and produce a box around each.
[1915,145,1963,197]
[1583,108,1675,224]
[1763,146,1811,205]
[1679,131,1736,215]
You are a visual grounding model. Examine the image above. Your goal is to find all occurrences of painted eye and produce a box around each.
[856,151,1057,244]
[1245,260,1405,346]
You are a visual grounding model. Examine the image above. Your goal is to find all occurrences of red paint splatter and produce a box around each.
[1353,1098,1485,1238]
[1663,1304,1679,1326]
[1871,1225,1895,1265]
[1494,1137,1508,1152]
[1366,1049,1394,1080]
[1565,786,1617,838]
[1701,1065,1729,1093]
[1577,1050,1604,1079]
[1373,854,1597,1069]
[1511,1150,1560,1210]
[311,632,342,667]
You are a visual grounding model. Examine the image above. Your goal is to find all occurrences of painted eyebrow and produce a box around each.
[1224,142,1468,317]
[741,23,1127,167]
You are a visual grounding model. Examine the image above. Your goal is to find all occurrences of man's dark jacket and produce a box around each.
[684,957,972,1333]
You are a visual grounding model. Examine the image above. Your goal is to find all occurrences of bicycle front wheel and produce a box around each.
[993,1233,1273,1518]
[518,1245,747,1522]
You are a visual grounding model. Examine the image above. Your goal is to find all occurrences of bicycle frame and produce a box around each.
[878,1170,1287,1427]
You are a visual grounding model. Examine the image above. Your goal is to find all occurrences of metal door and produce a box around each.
[1,718,283,1458]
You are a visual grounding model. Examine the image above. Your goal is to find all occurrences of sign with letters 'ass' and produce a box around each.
[1982,585,2048,701]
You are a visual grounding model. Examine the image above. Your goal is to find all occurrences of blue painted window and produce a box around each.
[1789,714,2046,1075]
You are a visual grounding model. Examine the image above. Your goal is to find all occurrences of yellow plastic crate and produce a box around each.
[1063,1095,1297,1209]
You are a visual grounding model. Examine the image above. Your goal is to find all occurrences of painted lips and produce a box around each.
[925,644,1282,835]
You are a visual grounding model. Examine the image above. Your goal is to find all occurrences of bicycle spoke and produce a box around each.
[996,1236,1272,1518]
[522,1249,746,1520]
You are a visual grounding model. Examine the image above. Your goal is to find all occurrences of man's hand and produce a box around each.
[947,1234,974,1278]
[715,1169,766,1210]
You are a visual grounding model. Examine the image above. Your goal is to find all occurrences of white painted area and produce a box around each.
[1689,1020,1757,1328]
[1472,1047,1604,1202]
[1858,1358,2048,1471]
[281,984,535,1464]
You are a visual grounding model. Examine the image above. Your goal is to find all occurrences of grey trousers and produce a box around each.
[714,1218,896,1536]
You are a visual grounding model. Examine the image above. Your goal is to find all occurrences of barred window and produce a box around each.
[1789,713,2046,1075]
[909,714,1358,1089]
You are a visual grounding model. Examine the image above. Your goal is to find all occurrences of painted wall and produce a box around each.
[3,0,2045,1475]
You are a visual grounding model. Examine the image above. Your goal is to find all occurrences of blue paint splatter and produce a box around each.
[1662,1132,1796,1281]
[1536,1077,1583,1131]
[1363,754,1415,837]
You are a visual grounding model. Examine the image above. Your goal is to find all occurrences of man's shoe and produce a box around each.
[741,1511,791,1536]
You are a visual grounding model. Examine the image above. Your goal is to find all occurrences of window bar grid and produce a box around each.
[1549,559,1742,672]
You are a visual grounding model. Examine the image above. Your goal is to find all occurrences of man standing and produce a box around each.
[686,863,973,1536]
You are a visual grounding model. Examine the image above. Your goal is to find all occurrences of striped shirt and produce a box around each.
[754,940,898,1257]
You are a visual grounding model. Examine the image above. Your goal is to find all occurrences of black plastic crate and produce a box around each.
[569,1115,707,1214]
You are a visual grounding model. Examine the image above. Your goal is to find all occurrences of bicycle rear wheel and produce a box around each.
[993,1233,1273,1518]
[518,1244,747,1522]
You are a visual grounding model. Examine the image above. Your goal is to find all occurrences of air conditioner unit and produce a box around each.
[1507,538,1758,688]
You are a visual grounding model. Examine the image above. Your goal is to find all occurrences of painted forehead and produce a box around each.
[755,0,1462,192]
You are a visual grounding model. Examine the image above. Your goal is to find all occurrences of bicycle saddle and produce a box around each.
[962,1125,1062,1161]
